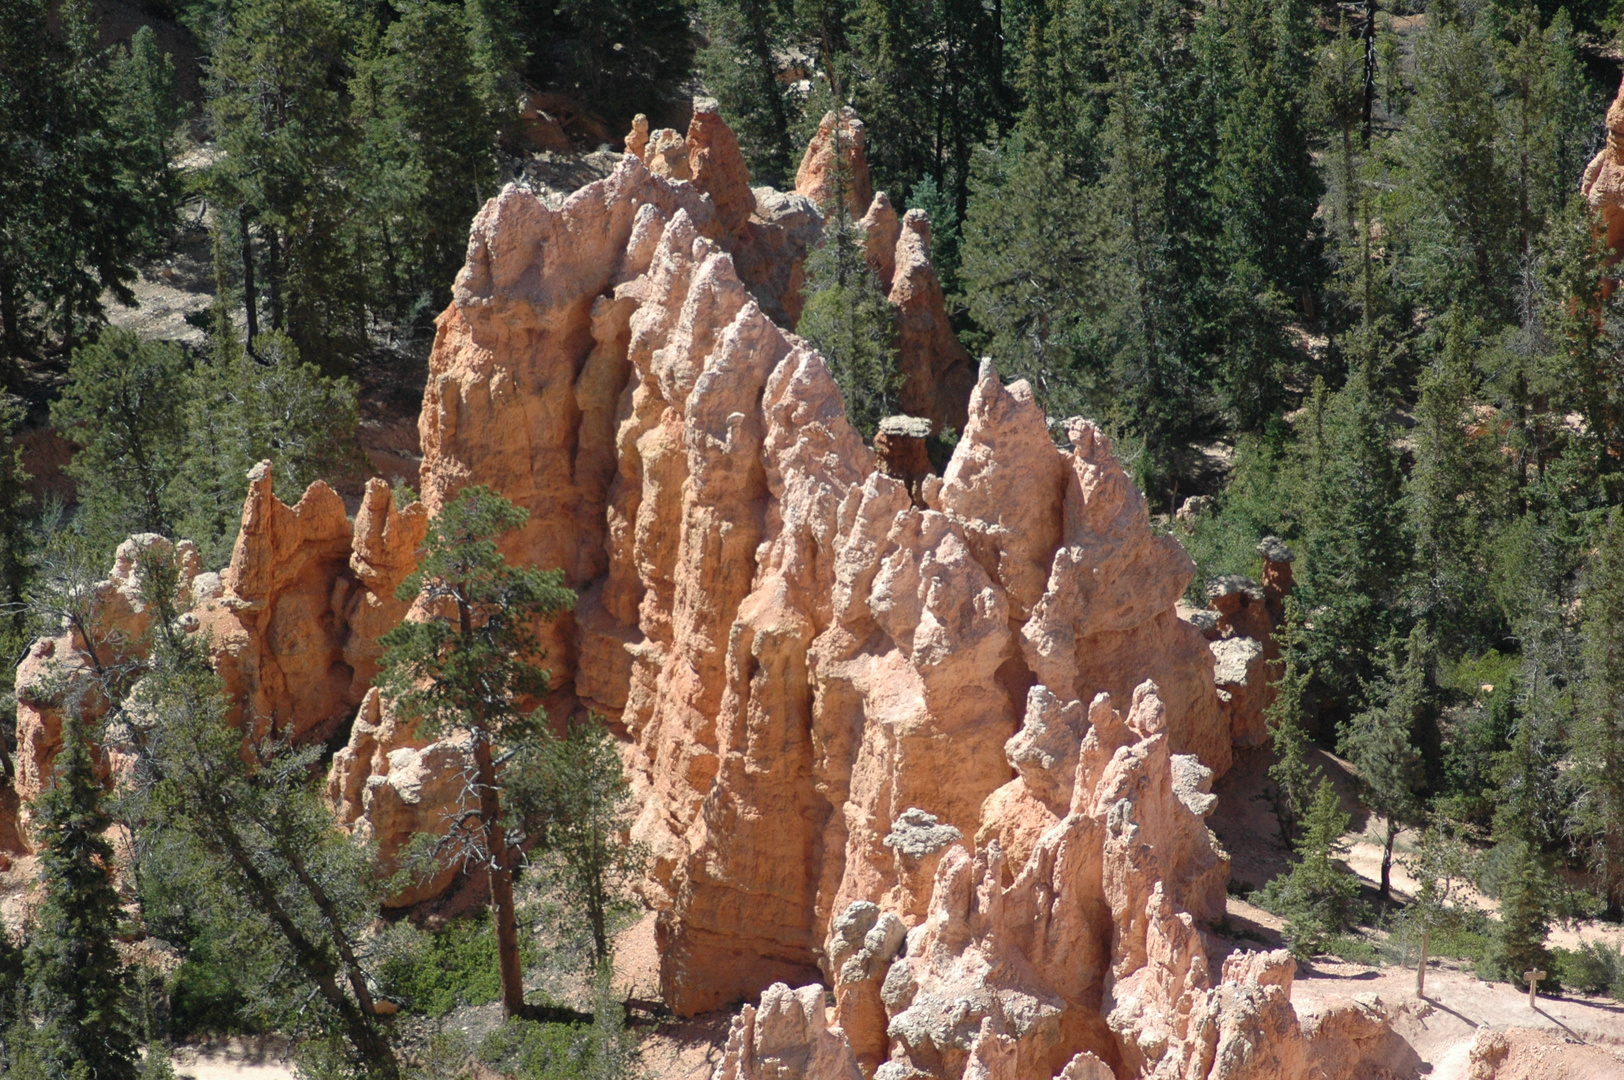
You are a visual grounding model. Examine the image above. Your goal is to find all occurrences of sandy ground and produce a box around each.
[171,1040,294,1080]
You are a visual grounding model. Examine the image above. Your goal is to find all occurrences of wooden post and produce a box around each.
[1416,925,1429,999]
[1524,968,1546,1009]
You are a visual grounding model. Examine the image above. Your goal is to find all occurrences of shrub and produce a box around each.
[1554,941,1624,999]
[374,916,506,1017]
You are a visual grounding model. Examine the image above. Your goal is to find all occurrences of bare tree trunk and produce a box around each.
[239,206,259,345]
[1416,924,1429,998]
[1381,818,1397,900]
[476,737,526,1017]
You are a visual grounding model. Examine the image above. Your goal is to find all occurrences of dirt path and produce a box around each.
[171,1041,294,1080]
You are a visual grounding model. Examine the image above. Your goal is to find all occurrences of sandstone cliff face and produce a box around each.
[6,105,1299,1070]
[12,470,424,820]
[1584,72,1624,257]
[400,106,1234,1019]
[711,684,1398,1080]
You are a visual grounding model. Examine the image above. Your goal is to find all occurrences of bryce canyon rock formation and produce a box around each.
[1584,72,1624,258]
[6,101,1349,1078]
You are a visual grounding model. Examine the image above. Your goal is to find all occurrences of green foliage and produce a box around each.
[128,586,400,1077]
[352,0,498,317]
[175,332,364,566]
[0,0,176,371]
[108,26,186,259]
[1553,940,1624,1000]
[1259,778,1364,957]
[0,395,32,671]
[478,968,640,1080]
[516,718,647,965]
[1296,372,1412,708]
[20,713,140,1080]
[1574,508,1624,914]
[205,0,363,368]
[794,144,902,441]
[1481,839,1555,986]
[52,328,190,549]
[381,487,574,744]
[1340,624,1435,897]
[1266,600,1318,845]
[374,917,506,1017]
[380,486,574,1016]
[695,0,797,185]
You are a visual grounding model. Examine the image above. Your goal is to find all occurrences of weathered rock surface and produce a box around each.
[403,103,1235,1020]
[1584,71,1624,258]
[711,683,1405,1080]
[12,471,425,833]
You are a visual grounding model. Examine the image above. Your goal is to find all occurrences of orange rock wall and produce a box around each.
[410,110,1232,1018]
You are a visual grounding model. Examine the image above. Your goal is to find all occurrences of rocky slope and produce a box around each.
[7,101,1323,1078]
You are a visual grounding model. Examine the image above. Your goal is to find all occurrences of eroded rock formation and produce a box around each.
[12,470,425,830]
[1584,71,1624,258]
[6,103,1315,1075]
[395,103,1234,1020]
[711,682,1399,1080]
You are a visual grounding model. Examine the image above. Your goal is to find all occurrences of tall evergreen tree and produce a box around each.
[20,713,139,1080]
[1341,624,1434,899]
[796,129,902,440]
[696,0,798,185]
[132,624,401,1077]
[1575,509,1624,916]
[108,26,186,259]
[1298,370,1412,709]
[352,0,498,318]
[1407,325,1509,647]
[1387,6,1519,324]
[0,0,154,376]
[51,328,190,553]
[205,0,362,371]
[379,487,576,1018]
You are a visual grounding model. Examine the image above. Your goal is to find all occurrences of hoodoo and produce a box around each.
[8,102,1370,1079]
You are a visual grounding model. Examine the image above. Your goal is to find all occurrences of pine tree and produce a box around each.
[1298,369,1411,709]
[173,332,365,567]
[848,0,1006,233]
[1340,624,1433,900]
[379,487,576,1018]
[0,395,32,669]
[108,25,185,258]
[1271,777,1363,957]
[1197,0,1321,430]
[205,0,362,371]
[696,0,798,185]
[1575,509,1624,916]
[795,127,902,441]
[352,0,497,319]
[1486,839,1555,986]
[515,718,646,965]
[0,0,153,375]
[51,328,190,554]
[21,713,139,1080]
[131,607,400,1077]
[1387,5,1519,324]
[1266,598,1318,845]
[1402,817,1471,998]
[1407,322,1510,647]
[959,134,1097,420]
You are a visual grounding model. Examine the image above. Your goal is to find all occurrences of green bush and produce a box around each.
[1554,941,1624,999]
[169,956,258,1039]
[478,1019,595,1080]
[374,916,506,1017]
